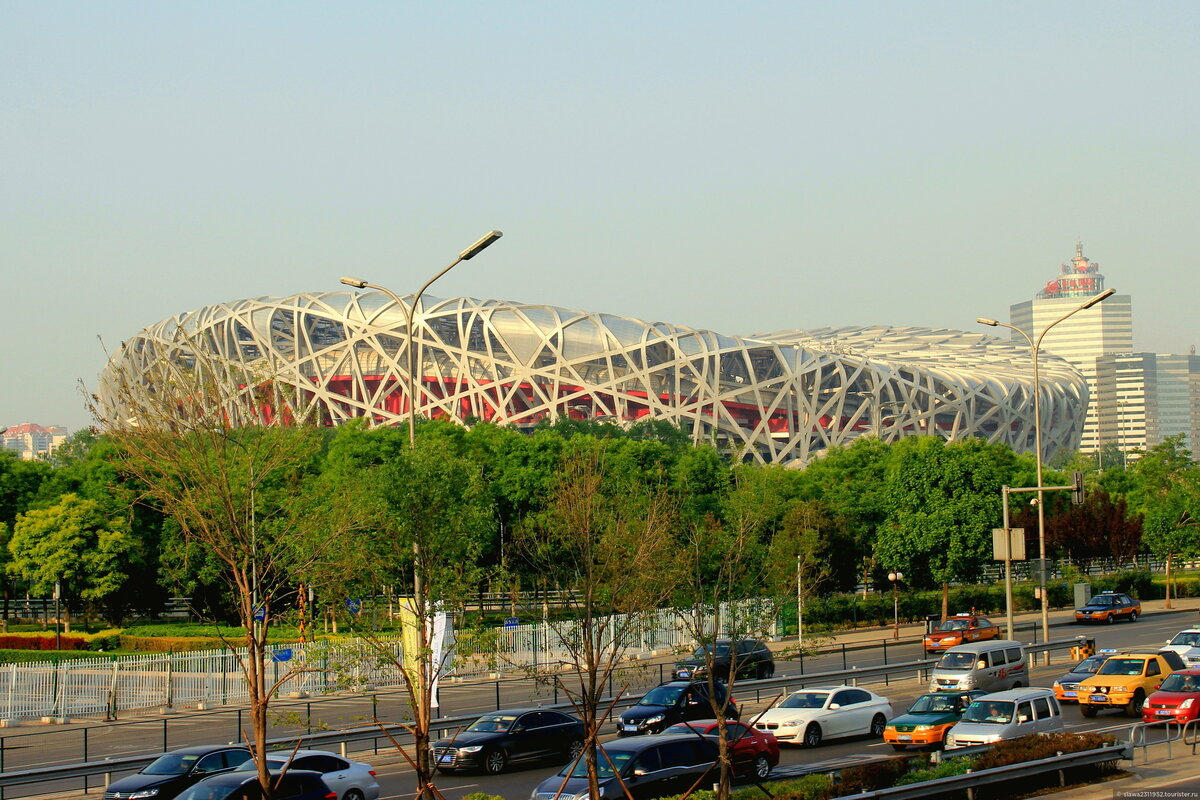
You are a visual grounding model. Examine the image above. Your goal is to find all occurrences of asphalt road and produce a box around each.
[21,610,1192,800]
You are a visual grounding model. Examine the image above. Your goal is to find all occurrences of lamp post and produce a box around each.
[977,287,1114,643]
[340,231,502,798]
[887,571,904,639]
[341,230,502,447]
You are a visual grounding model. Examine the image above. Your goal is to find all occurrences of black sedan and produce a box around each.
[104,745,252,800]
[431,708,586,775]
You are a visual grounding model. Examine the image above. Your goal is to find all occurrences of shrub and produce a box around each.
[973,731,1116,771]
[460,794,506,800]
[835,758,908,794]
[119,635,231,653]
[893,755,972,785]
[1091,569,1154,599]
[0,635,88,651]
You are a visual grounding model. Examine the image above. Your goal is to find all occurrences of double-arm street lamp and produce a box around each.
[977,288,1114,643]
[887,571,904,639]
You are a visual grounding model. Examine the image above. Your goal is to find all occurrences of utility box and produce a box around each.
[1074,583,1092,608]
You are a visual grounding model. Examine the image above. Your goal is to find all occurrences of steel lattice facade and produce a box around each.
[99,291,1089,464]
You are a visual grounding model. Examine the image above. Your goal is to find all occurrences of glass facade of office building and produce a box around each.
[99,291,1089,465]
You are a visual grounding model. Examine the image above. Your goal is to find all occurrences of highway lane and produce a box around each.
[23,610,1199,800]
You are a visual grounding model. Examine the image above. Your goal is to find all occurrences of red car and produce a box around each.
[1142,668,1200,724]
[662,719,779,779]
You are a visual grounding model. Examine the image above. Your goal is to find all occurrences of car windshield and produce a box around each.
[779,692,829,709]
[961,701,1014,724]
[938,620,969,631]
[936,652,976,670]
[691,643,733,657]
[1169,632,1200,647]
[466,714,518,733]
[1098,658,1146,676]
[1159,674,1200,693]
[641,686,685,706]
[1089,596,1117,606]
[908,694,961,714]
[234,758,285,772]
[1072,655,1107,674]
[142,753,201,776]
[562,749,632,779]
[176,783,239,800]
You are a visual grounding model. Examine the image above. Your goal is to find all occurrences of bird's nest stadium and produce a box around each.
[98,292,1088,465]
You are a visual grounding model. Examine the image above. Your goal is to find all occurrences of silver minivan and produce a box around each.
[944,687,1064,748]
[928,640,1027,693]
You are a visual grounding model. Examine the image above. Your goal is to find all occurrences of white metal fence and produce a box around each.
[0,606,769,720]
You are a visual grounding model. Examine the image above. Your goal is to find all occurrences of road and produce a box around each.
[18,610,1190,800]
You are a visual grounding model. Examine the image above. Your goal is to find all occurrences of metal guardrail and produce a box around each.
[831,744,1132,800]
[0,635,1093,791]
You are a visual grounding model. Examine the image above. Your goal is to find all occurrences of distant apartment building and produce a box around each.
[1010,243,1198,460]
[1,423,68,460]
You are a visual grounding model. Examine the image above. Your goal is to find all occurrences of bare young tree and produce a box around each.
[94,334,359,798]
[516,441,683,800]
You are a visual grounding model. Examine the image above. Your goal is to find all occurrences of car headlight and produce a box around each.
[644,714,665,725]
[459,745,484,753]
[959,676,975,688]
[1052,681,1061,688]
[127,791,160,799]
[945,735,957,746]
[1181,699,1195,709]
[984,735,1002,744]
[913,725,936,732]
[1112,686,1127,693]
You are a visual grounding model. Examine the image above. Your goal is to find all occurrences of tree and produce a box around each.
[875,438,1009,618]
[1132,437,1200,607]
[0,451,55,630]
[515,439,682,800]
[8,493,135,628]
[95,337,357,799]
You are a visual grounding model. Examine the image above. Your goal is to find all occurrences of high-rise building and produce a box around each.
[1010,243,1133,453]
[0,423,68,460]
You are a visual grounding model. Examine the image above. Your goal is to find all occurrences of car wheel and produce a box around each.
[753,755,771,779]
[343,791,365,800]
[1081,704,1098,718]
[1129,611,1138,622]
[803,722,823,748]
[870,714,887,738]
[483,749,508,775]
[1105,613,1115,624]
[566,738,585,762]
[1127,691,1146,717]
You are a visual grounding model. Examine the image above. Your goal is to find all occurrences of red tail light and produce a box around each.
[325,793,337,799]
[368,771,376,777]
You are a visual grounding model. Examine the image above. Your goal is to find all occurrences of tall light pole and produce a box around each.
[342,230,502,448]
[340,231,502,799]
[887,571,904,639]
[977,287,1114,642]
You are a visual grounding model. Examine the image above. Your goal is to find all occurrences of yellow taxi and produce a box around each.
[1077,650,1187,717]
[923,614,1000,653]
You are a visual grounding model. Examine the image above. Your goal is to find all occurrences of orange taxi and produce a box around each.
[923,614,1000,653]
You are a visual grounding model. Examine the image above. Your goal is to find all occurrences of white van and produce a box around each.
[928,640,1027,693]
[944,687,1064,748]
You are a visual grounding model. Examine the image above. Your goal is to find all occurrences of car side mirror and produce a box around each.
[1018,715,1030,723]
[829,703,841,710]
[512,725,525,733]
[632,769,646,778]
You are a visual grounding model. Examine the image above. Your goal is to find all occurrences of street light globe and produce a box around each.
[888,571,903,582]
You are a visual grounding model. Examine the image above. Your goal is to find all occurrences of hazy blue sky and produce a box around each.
[4,2,1198,432]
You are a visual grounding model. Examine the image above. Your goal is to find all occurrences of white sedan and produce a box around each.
[752,685,892,747]
[234,749,380,800]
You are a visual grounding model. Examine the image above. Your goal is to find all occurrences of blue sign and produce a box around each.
[253,607,266,622]
[270,648,293,662]
[346,598,363,615]
[504,617,520,628]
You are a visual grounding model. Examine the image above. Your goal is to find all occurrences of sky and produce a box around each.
[3,2,1199,432]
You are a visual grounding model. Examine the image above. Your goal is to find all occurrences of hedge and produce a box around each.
[0,635,89,651]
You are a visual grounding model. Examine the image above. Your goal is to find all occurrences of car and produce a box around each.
[661,719,779,779]
[174,770,334,800]
[882,690,986,750]
[104,745,252,800]
[232,750,378,800]
[751,685,892,747]
[671,639,775,681]
[618,681,738,736]
[1074,591,1141,624]
[530,735,719,800]
[922,614,1000,653]
[944,688,1064,749]
[1051,652,1112,703]
[1162,629,1200,666]
[431,708,585,774]
[1077,650,1188,717]
[1143,668,1200,724]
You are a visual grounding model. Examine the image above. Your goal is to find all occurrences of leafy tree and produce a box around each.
[1043,489,1142,567]
[8,493,135,627]
[0,451,55,630]
[875,438,1009,618]
[1132,436,1200,606]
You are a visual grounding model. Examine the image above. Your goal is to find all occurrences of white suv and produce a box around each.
[1163,629,1200,667]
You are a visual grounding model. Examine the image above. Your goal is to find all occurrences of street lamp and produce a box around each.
[887,571,904,639]
[341,230,502,448]
[977,287,1114,643]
